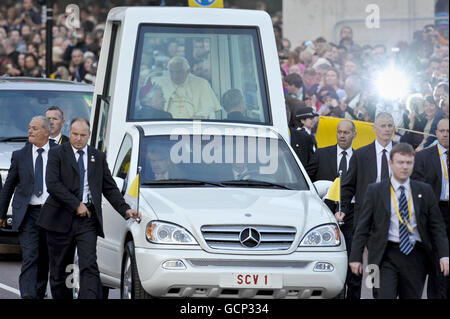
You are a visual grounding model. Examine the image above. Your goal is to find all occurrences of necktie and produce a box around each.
[381,149,389,180]
[398,186,414,255]
[33,148,44,197]
[77,150,85,201]
[338,150,348,175]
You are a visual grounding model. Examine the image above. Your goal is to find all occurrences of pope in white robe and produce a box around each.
[154,56,222,119]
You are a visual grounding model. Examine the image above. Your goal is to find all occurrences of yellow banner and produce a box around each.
[188,0,223,7]
[316,116,376,150]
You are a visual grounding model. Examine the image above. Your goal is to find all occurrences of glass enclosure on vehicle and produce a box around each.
[0,90,92,139]
[136,135,309,190]
[127,25,270,124]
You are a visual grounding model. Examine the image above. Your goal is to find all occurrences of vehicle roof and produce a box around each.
[138,122,281,139]
[107,7,271,25]
[0,77,94,92]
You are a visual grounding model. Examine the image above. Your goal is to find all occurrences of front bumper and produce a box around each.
[135,248,347,299]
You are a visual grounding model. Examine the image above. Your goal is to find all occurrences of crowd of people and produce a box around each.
[275,17,449,153]
[0,0,114,84]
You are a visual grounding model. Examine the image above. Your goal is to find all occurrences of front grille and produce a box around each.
[187,259,309,268]
[201,225,296,250]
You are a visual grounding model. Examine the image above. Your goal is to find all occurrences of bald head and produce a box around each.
[337,120,357,150]
[436,118,449,149]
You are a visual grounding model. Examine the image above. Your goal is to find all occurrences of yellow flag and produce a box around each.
[128,174,139,198]
[315,116,376,150]
[188,0,223,7]
[327,177,340,202]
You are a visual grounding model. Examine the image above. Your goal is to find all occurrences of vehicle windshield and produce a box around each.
[138,135,309,190]
[0,90,92,139]
[128,25,270,124]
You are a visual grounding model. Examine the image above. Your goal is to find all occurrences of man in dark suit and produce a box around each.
[306,119,360,299]
[45,106,69,146]
[37,118,140,299]
[221,88,254,122]
[290,106,318,167]
[349,143,449,299]
[0,116,53,299]
[412,117,449,299]
[341,112,395,231]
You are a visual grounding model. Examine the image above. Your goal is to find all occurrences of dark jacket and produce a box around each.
[137,106,173,120]
[290,125,317,167]
[37,143,130,237]
[306,144,355,182]
[350,179,448,272]
[424,109,445,148]
[341,141,379,228]
[0,143,50,230]
[401,112,427,149]
[412,144,445,198]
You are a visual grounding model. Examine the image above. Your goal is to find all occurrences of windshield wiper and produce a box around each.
[141,179,224,187]
[0,136,28,142]
[220,179,292,190]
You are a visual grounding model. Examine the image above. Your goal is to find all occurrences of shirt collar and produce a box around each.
[337,144,353,157]
[391,176,410,193]
[50,133,62,144]
[72,144,88,156]
[437,143,447,154]
[304,127,311,135]
[375,139,393,154]
[32,142,50,153]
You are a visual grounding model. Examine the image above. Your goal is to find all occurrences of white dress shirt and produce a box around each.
[375,140,393,182]
[336,145,353,172]
[72,145,90,203]
[337,145,355,203]
[389,177,421,244]
[29,142,50,205]
[437,143,449,201]
[49,132,62,145]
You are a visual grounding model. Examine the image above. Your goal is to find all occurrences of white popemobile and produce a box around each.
[89,6,346,299]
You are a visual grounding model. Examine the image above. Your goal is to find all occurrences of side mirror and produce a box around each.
[313,180,333,199]
[113,176,126,195]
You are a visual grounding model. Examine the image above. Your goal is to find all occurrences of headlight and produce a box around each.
[145,221,197,245]
[299,224,341,247]
[0,169,8,185]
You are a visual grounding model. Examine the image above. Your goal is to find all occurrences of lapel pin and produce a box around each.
[418,194,422,199]
[90,155,95,163]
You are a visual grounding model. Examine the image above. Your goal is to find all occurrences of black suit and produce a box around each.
[0,143,51,299]
[290,126,317,167]
[306,144,361,299]
[350,179,449,299]
[341,141,387,229]
[37,142,131,299]
[412,144,449,299]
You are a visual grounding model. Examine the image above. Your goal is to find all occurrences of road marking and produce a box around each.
[0,283,20,296]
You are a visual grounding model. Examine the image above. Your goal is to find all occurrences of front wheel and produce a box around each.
[121,241,152,299]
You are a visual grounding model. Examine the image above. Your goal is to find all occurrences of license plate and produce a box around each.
[220,273,281,288]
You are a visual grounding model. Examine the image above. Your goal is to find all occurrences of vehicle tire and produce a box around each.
[121,241,152,299]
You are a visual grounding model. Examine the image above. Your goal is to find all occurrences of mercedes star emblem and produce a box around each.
[239,227,261,248]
